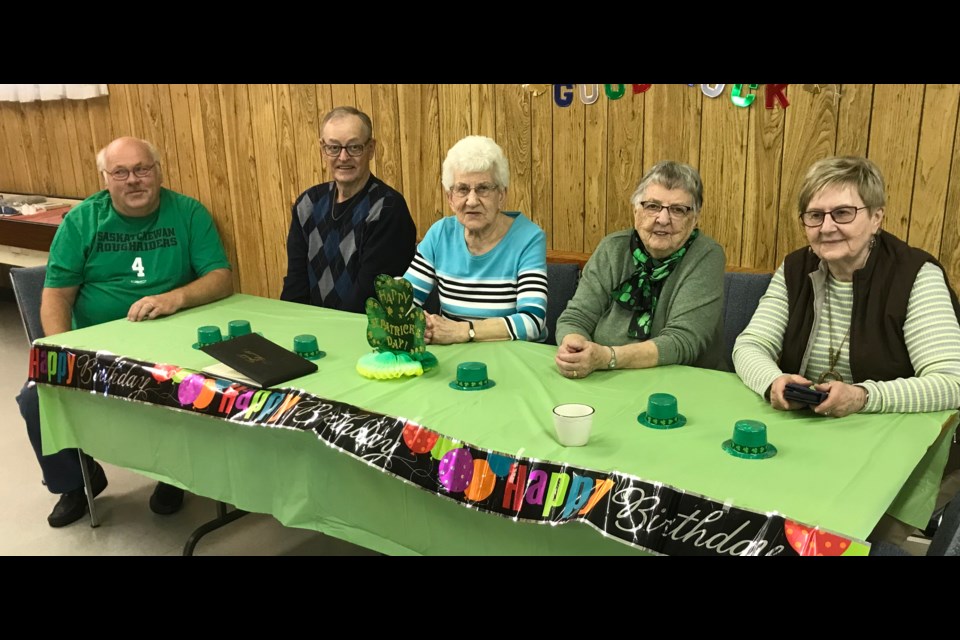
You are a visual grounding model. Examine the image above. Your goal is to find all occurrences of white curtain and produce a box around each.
[0,84,109,102]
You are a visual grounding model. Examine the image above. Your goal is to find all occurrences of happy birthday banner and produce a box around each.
[29,344,868,556]
[526,84,794,109]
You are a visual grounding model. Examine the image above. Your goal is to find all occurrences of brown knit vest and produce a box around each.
[780,230,960,383]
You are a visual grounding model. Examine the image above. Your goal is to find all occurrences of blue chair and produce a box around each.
[928,493,960,556]
[9,265,101,527]
[423,285,440,315]
[722,272,773,373]
[544,263,580,346]
[8,265,46,347]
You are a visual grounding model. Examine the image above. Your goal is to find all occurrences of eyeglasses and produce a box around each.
[451,183,500,199]
[799,206,869,227]
[638,201,694,219]
[321,141,370,157]
[105,163,157,181]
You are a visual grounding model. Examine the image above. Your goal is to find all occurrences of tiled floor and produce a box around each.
[0,286,377,556]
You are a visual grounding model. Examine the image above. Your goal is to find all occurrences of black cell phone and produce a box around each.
[783,382,829,406]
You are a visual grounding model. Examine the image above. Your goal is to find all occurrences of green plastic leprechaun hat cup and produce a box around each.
[637,393,687,429]
[293,334,326,360]
[227,319,252,339]
[193,325,223,350]
[722,419,778,459]
[449,361,496,391]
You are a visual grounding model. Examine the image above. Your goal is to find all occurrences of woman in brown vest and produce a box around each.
[732,156,960,547]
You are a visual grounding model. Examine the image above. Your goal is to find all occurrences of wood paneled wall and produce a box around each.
[2,84,959,294]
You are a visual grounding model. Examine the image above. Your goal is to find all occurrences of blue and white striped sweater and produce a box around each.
[404,212,548,342]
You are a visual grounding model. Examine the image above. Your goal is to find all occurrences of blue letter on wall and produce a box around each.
[554,84,574,108]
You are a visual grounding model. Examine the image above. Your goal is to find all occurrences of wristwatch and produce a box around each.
[607,345,617,370]
[466,320,476,342]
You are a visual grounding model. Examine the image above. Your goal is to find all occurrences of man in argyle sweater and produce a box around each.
[281,106,416,313]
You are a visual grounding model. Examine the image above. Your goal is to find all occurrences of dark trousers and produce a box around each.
[16,381,97,494]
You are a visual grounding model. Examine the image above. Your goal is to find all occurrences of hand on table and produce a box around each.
[810,381,868,418]
[555,334,606,379]
[424,313,469,345]
[127,291,183,322]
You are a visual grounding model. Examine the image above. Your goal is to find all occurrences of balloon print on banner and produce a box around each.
[438,448,474,493]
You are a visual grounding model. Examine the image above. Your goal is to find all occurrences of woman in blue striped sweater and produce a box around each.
[403,135,547,344]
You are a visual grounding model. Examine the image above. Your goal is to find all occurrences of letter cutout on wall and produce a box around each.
[701,84,726,98]
[604,84,626,100]
[765,84,789,109]
[731,84,759,108]
[554,84,575,108]
[578,84,600,105]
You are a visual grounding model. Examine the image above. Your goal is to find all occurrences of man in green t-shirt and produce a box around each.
[16,136,234,528]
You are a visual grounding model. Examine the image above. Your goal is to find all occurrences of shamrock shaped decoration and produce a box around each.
[359,275,438,379]
[365,275,426,354]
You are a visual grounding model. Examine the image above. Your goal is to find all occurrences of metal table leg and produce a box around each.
[183,501,248,556]
[77,450,99,528]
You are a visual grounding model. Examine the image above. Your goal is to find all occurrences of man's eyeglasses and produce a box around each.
[451,183,500,199]
[105,163,157,181]
[321,141,370,157]
[638,201,694,219]
[799,206,869,227]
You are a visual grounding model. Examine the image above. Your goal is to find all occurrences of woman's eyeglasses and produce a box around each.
[638,201,694,219]
[451,183,500,199]
[799,206,869,227]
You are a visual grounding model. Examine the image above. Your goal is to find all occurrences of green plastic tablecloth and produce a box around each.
[37,294,957,553]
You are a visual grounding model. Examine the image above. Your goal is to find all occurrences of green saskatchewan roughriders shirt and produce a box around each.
[45,188,231,330]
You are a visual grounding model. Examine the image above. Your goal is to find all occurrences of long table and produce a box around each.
[34,294,958,555]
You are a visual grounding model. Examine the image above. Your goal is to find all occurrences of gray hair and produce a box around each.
[798,156,886,212]
[441,135,510,190]
[630,160,704,212]
[321,106,373,140]
[96,137,161,172]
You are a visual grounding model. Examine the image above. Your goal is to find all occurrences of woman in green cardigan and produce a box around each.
[555,161,726,379]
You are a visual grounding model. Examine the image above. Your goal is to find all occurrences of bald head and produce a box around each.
[97,137,163,217]
[97,137,160,173]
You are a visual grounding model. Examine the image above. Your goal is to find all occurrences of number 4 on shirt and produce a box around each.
[131,256,145,278]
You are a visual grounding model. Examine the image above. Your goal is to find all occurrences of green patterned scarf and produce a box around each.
[613,228,700,340]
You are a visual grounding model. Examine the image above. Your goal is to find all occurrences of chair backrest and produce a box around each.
[423,285,440,315]
[928,493,960,556]
[9,265,47,344]
[544,263,580,346]
[722,271,773,372]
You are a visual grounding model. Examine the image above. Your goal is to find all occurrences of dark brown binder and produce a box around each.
[200,332,318,388]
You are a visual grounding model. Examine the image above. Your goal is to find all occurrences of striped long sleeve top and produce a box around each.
[732,261,960,413]
[403,212,548,342]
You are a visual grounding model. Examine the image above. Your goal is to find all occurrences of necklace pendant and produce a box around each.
[818,370,843,384]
